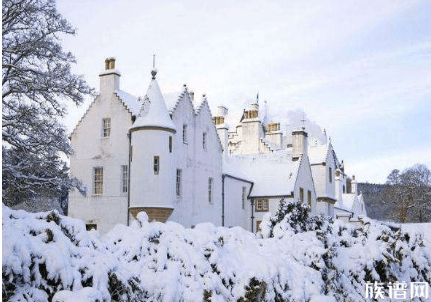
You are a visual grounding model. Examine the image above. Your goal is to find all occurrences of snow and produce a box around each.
[130,79,176,132]
[114,89,140,115]
[225,151,299,197]
[162,91,182,113]
[308,143,328,164]
[3,204,431,302]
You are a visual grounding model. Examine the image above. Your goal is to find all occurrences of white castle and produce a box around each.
[68,58,367,234]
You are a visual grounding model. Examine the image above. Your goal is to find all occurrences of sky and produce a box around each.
[57,0,431,184]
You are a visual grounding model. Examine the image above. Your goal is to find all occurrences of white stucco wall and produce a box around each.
[69,73,132,234]
[167,95,223,227]
[223,177,253,230]
[293,155,317,215]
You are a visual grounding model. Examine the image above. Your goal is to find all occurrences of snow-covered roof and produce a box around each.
[308,143,328,164]
[340,194,356,211]
[163,91,182,113]
[225,151,299,197]
[115,89,140,115]
[130,79,176,132]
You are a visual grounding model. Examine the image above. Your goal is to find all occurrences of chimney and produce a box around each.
[99,57,120,94]
[351,175,357,195]
[291,128,308,161]
[213,105,229,157]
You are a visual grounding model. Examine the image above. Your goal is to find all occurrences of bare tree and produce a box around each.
[383,164,431,223]
[2,0,93,206]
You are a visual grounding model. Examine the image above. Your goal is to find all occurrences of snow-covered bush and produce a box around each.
[2,204,431,302]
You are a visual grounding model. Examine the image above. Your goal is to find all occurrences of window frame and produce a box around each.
[208,177,214,203]
[102,118,111,138]
[154,156,160,175]
[86,224,97,231]
[202,132,207,150]
[176,169,182,198]
[182,124,187,144]
[93,167,103,195]
[255,198,269,212]
[329,167,333,183]
[121,165,128,194]
[242,186,247,210]
[299,187,304,202]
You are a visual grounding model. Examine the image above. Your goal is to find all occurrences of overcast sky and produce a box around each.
[57,0,431,184]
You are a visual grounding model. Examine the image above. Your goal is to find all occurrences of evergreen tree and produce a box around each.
[2,0,93,206]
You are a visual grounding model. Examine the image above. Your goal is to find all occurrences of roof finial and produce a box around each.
[300,111,306,130]
[151,54,157,80]
[256,92,259,104]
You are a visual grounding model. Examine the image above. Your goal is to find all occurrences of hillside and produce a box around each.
[358,182,391,220]
[2,203,431,302]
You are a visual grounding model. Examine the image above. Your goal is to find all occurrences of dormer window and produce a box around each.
[103,118,111,137]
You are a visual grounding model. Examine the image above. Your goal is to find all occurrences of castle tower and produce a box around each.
[128,68,177,222]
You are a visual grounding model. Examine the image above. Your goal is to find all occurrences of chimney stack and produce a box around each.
[99,57,120,94]
[291,129,308,161]
[351,175,357,195]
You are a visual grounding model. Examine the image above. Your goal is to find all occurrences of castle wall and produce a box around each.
[223,177,252,230]
[69,89,132,234]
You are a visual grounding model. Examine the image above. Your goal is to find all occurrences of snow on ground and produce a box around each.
[2,203,431,302]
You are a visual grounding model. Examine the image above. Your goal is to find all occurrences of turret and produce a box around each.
[99,57,120,94]
[128,67,177,223]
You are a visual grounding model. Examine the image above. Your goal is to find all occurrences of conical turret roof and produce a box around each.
[130,75,176,133]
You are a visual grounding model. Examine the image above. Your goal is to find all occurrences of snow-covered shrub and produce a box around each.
[2,204,431,302]
[258,199,332,238]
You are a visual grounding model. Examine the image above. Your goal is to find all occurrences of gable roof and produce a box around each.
[114,89,140,115]
[225,151,299,197]
[308,143,329,164]
[130,79,176,132]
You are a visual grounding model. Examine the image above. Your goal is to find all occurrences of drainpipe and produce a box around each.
[222,173,254,230]
[251,199,255,233]
[127,131,132,226]
[222,175,225,226]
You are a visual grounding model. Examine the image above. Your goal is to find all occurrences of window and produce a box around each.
[208,177,213,203]
[182,124,187,143]
[299,187,304,202]
[255,199,269,212]
[343,185,346,193]
[121,165,128,193]
[94,167,103,195]
[86,224,97,231]
[329,167,333,182]
[256,220,262,232]
[307,190,312,207]
[202,132,207,150]
[154,156,160,175]
[102,118,111,137]
[169,136,172,153]
[242,187,247,210]
[176,169,182,197]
